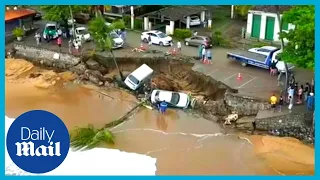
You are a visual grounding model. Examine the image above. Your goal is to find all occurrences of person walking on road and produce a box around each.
[148,34,152,47]
[270,94,277,112]
[57,36,62,52]
[201,47,206,62]
[304,82,311,101]
[269,61,277,76]
[34,32,41,46]
[68,40,73,54]
[206,50,212,64]
[287,85,295,103]
[177,41,182,53]
[198,45,203,60]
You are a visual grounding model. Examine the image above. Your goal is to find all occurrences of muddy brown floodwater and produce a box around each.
[5,59,314,175]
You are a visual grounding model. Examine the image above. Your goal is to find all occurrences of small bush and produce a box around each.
[134,18,143,30]
[173,29,192,40]
[12,27,24,37]
[212,30,231,48]
[123,15,130,28]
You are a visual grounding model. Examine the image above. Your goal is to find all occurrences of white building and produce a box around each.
[246,6,294,43]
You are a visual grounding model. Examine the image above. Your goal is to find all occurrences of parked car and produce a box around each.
[74,13,91,24]
[74,27,91,42]
[110,31,124,49]
[182,15,201,26]
[184,36,212,48]
[141,30,173,46]
[43,22,59,40]
[150,90,190,109]
[33,11,42,20]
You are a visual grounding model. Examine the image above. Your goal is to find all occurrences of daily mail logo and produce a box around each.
[6,110,70,174]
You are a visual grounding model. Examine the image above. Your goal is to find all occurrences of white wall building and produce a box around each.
[245,6,294,43]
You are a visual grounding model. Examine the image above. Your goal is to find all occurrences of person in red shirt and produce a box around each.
[57,36,62,52]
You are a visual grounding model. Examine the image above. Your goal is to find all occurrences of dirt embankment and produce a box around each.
[6,59,76,89]
[86,55,238,101]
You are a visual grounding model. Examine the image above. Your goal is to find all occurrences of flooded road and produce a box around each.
[5,59,314,175]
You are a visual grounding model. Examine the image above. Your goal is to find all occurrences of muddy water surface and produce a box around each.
[5,59,314,175]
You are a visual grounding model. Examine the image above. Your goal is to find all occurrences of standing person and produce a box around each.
[148,34,152,47]
[177,41,182,53]
[270,94,278,112]
[206,50,212,64]
[57,36,62,52]
[68,39,73,54]
[269,61,277,76]
[288,85,294,103]
[201,47,206,62]
[198,45,203,60]
[304,82,310,102]
[306,92,315,110]
[193,31,198,36]
[57,28,62,37]
[289,74,295,86]
[288,96,293,113]
[278,96,284,112]
[34,32,41,46]
[158,101,168,114]
[297,85,304,104]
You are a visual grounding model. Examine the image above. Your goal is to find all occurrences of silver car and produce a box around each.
[184,36,212,48]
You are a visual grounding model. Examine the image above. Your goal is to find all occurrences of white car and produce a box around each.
[141,30,173,46]
[74,27,91,42]
[182,15,201,26]
[150,90,190,109]
[110,31,124,49]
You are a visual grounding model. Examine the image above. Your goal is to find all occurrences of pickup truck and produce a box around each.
[227,46,294,73]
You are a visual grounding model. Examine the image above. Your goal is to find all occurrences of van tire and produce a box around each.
[185,42,189,46]
[143,38,148,43]
[159,42,164,46]
[241,62,248,67]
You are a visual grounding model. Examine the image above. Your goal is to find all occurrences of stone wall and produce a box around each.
[13,44,81,69]
[255,112,314,143]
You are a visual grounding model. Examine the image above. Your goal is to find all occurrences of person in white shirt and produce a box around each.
[57,28,62,37]
[202,47,206,61]
[177,41,181,52]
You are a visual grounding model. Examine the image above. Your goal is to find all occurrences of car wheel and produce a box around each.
[159,42,164,46]
[241,62,248,67]
[185,42,189,46]
[143,38,148,43]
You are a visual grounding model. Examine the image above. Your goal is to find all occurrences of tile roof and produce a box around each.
[251,6,292,14]
[5,8,36,21]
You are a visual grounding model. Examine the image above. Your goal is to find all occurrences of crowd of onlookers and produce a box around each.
[270,73,315,112]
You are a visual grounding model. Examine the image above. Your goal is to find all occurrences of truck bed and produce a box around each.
[227,50,267,62]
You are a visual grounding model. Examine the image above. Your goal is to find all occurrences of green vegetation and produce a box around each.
[173,29,192,40]
[234,6,252,19]
[122,15,143,30]
[41,5,89,24]
[280,5,314,69]
[70,101,144,150]
[88,16,124,80]
[12,27,24,38]
[212,31,231,48]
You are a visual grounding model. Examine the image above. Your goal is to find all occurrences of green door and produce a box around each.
[265,17,275,40]
[251,15,261,38]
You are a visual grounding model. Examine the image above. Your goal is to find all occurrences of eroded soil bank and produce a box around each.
[5,58,314,175]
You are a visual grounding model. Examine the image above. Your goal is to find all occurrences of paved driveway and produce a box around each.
[18,20,314,100]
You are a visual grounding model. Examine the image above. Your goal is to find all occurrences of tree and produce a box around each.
[279,5,315,69]
[40,5,89,26]
[88,17,125,80]
[234,5,252,19]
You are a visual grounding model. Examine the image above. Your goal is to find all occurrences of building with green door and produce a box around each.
[245,6,294,43]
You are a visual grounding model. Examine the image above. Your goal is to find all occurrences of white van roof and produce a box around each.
[131,64,153,81]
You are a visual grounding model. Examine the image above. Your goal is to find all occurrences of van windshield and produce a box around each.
[170,93,180,105]
[128,75,139,85]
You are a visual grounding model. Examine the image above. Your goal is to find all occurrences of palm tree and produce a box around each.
[88,16,125,81]
[275,5,289,96]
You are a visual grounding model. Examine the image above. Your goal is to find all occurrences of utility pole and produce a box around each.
[130,6,134,30]
[231,5,234,19]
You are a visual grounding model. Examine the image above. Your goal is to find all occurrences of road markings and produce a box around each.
[238,77,257,88]
[222,74,237,82]
[208,69,220,76]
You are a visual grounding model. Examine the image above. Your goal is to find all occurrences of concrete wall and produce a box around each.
[246,10,295,42]
[13,44,81,69]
